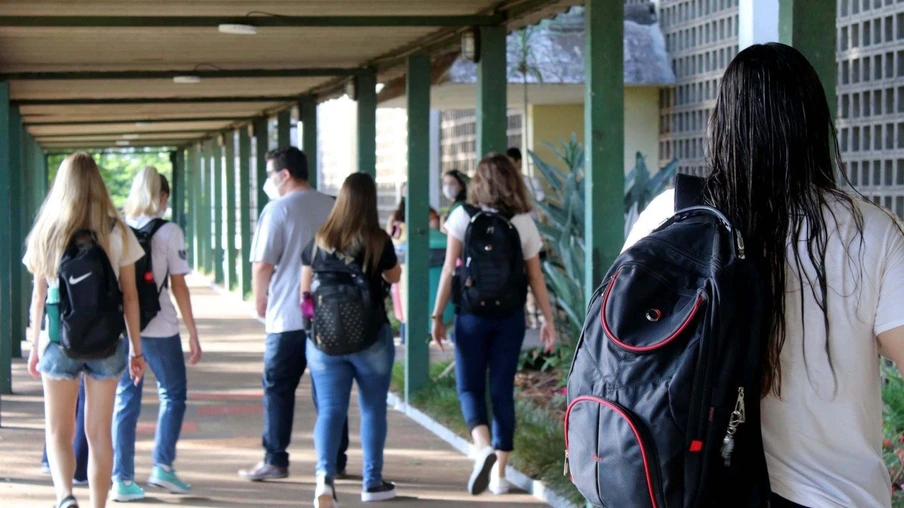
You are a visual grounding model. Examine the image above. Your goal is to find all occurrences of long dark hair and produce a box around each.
[706,43,864,399]
[316,173,385,273]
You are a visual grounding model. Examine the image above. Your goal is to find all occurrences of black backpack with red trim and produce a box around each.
[564,175,771,507]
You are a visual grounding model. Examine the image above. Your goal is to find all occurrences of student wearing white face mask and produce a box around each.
[439,170,468,234]
[238,147,350,482]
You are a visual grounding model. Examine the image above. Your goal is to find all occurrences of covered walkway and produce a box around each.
[0,276,546,508]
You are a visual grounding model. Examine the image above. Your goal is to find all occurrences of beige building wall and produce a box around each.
[525,86,663,175]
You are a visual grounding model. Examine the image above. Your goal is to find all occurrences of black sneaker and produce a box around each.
[56,494,79,508]
[361,481,397,502]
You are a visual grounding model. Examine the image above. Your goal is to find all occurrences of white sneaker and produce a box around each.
[489,475,511,495]
[468,447,496,495]
[314,475,339,508]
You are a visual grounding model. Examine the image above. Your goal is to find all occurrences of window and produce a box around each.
[864,21,872,47]
[854,126,861,151]
[899,87,904,112]
[864,58,871,82]
[850,161,859,184]
[864,126,872,151]
[886,160,894,186]
[843,60,851,84]
[842,94,851,118]
[865,91,872,115]
[888,123,895,149]
[898,160,904,185]
[854,92,861,117]
[875,90,883,115]
[876,125,882,150]
[888,87,895,113]
[886,16,894,42]
[875,55,883,80]
[887,53,894,78]
[853,24,860,48]
[853,59,861,83]
[898,122,904,148]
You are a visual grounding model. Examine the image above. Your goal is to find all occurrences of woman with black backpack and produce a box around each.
[300,172,401,507]
[623,43,904,508]
[24,152,146,508]
[110,167,201,502]
[431,153,557,496]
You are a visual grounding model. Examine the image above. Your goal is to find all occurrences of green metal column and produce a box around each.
[238,126,253,298]
[0,82,12,394]
[277,109,292,148]
[779,0,836,118]
[186,145,197,269]
[404,55,431,400]
[202,140,213,275]
[169,150,182,227]
[224,131,238,291]
[477,25,508,157]
[584,0,624,306]
[9,107,24,359]
[213,137,225,285]
[300,96,318,189]
[357,70,377,177]
[253,119,269,217]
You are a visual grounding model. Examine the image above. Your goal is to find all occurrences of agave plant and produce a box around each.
[528,135,679,336]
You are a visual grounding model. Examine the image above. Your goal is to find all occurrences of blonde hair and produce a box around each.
[24,153,124,278]
[315,173,386,273]
[124,166,164,219]
[469,152,533,217]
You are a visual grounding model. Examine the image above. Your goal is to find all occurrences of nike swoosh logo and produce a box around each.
[68,273,92,285]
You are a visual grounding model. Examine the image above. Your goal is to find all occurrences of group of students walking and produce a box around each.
[23,42,904,508]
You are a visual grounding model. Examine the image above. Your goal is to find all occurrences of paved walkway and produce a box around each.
[0,276,547,507]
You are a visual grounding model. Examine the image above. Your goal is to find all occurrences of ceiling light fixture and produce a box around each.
[116,140,130,146]
[218,23,258,35]
[173,75,201,84]
[122,134,140,140]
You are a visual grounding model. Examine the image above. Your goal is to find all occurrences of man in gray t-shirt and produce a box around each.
[238,147,349,481]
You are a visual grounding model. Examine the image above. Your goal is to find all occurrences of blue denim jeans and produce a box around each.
[38,338,127,381]
[263,330,349,469]
[306,325,394,488]
[41,377,88,483]
[112,335,187,481]
[454,309,526,452]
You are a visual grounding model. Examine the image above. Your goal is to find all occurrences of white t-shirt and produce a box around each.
[625,189,904,508]
[444,205,543,260]
[126,215,191,338]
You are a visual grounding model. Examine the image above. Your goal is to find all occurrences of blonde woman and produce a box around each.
[24,153,145,508]
[301,173,401,507]
[431,153,557,496]
[111,167,201,501]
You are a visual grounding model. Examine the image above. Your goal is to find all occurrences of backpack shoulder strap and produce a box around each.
[138,218,168,237]
[461,203,480,219]
[674,174,706,210]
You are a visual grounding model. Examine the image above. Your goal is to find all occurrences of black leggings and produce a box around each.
[771,494,809,508]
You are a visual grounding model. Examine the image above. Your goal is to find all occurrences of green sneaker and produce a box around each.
[110,480,146,502]
[148,465,191,494]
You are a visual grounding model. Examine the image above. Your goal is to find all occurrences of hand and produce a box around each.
[188,334,202,365]
[28,347,40,379]
[540,320,557,353]
[255,298,267,319]
[129,354,145,385]
[431,319,446,352]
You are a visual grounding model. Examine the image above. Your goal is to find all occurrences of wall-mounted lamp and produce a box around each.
[173,75,201,84]
[461,28,481,63]
[345,79,357,101]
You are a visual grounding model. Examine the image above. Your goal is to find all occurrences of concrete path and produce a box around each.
[0,276,547,507]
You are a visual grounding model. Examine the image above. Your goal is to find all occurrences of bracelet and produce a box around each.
[130,353,144,360]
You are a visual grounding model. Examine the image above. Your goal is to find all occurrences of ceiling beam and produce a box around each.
[2,68,361,80]
[14,96,300,106]
[41,140,194,149]
[36,129,210,139]
[23,116,250,126]
[0,15,503,28]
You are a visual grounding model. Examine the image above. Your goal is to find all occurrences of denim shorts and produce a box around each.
[38,338,127,381]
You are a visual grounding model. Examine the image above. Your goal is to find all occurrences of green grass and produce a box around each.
[391,361,583,505]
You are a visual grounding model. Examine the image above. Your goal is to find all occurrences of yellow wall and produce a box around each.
[525,86,661,175]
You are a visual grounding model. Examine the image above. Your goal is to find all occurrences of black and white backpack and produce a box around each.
[54,226,124,359]
[452,204,528,317]
[310,248,384,356]
[131,218,168,330]
[564,175,771,507]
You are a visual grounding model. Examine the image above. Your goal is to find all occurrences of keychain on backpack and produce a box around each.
[720,387,746,467]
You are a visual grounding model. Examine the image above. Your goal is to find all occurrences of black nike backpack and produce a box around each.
[564,175,771,507]
[310,249,384,356]
[452,204,528,318]
[55,227,124,359]
[131,218,168,330]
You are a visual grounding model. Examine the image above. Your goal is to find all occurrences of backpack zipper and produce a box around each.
[735,232,746,259]
[720,387,746,467]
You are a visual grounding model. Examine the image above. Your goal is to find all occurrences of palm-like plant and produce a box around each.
[528,135,678,338]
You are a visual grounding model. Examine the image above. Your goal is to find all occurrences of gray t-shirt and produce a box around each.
[250,189,335,333]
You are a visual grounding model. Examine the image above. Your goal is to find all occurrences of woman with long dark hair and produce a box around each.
[301,173,401,507]
[625,43,904,508]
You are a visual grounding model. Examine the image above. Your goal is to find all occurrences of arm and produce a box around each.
[382,263,402,284]
[170,274,202,364]
[386,211,398,236]
[431,237,462,324]
[301,265,313,295]
[525,256,555,324]
[120,263,142,354]
[252,262,275,319]
[880,327,904,374]
[27,276,47,377]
